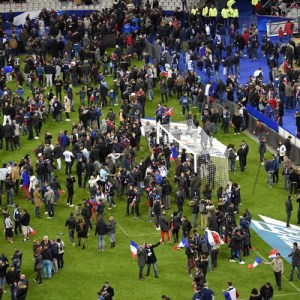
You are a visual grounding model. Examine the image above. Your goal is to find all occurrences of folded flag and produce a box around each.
[248,256,262,269]
[173,238,189,251]
[269,249,278,259]
[130,240,138,259]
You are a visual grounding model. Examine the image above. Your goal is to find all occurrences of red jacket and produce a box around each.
[284,21,294,35]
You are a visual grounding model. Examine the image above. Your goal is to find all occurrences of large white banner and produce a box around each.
[13,11,40,26]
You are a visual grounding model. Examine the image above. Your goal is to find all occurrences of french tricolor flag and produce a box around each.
[205,230,221,246]
[173,238,189,251]
[248,256,262,269]
[130,240,138,259]
[269,249,278,259]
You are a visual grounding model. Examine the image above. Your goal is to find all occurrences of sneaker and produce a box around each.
[67,203,69,206]
[113,204,116,207]
[156,227,161,231]
[33,279,37,283]
[108,207,112,210]
[69,204,74,207]
[35,136,39,139]
[47,217,53,219]
[239,261,245,265]
[11,204,15,207]
[72,242,75,247]
[261,162,264,165]
[44,212,48,215]
[229,259,236,263]
[38,283,43,286]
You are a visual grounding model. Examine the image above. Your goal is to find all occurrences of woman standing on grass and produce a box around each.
[64,96,71,122]
[77,218,87,249]
[5,215,14,243]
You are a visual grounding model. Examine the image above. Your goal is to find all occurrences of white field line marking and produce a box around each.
[117,223,159,238]
[254,250,300,292]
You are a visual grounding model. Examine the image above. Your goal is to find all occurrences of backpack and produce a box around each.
[36,161,46,174]
[265,160,273,172]
[44,159,53,173]
[199,200,207,214]
[228,149,236,160]
[200,241,209,255]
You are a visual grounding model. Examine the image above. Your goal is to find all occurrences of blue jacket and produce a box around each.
[21,171,30,186]
[60,134,70,146]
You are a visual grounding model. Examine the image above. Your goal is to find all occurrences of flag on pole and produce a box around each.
[173,238,189,251]
[269,249,278,259]
[248,256,262,269]
[130,240,138,259]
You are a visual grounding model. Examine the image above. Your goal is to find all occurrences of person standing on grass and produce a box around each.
[66,212,77,247]
[288,242,300,281]
[33,251,43,286]
[77,218,88,250]
[159,210,171,244]
[258,137,266,165]
[33,186,42,218]
[146,241,160,278]
[66,174,76,207]
[20,209,30,243]
[95,217,107,252]
[4,215,14,244]
[259,282,274,300]
[107,216,116,248]
[264,253,284,290]
[13,204,22,236]
[137,243,147,280]
[6,265,17,299]
[41,245,52,279]
[223,282,238,300]
[285,195,293,228]
[63,147,74,176]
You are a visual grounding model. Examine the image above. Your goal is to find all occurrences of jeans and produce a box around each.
[9,283,16,300]
[97,235,105,250]
[192,213,198,228]
[147,262,158,276]
[58,253,64,269]
[0,276,5,290]
[43,259,52,278]
[274,271,282,288]
[231,250,242,262]
[6,188,14,205]
[52,258,58,274]
[69,229,75,244]
[36,268,43,284]
[211,249,219,268]
[139,265,144,279]
[109,233,115,243]
[289,265,300,280]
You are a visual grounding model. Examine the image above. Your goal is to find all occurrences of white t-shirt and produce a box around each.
[63,150,74,162]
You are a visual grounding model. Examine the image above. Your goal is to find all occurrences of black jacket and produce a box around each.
[146,242,160,264]
[20,212,30,226]
[95,219,107,236]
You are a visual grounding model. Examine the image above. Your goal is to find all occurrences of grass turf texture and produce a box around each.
[1,55,300,300]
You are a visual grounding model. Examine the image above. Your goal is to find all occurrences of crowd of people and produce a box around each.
[0,0,300,299]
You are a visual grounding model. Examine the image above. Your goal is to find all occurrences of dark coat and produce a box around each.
[159,214,170,232]
[95,219,107,236]
[146,242,160,264]
[137,246,147,267]
[288,247,300,267]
